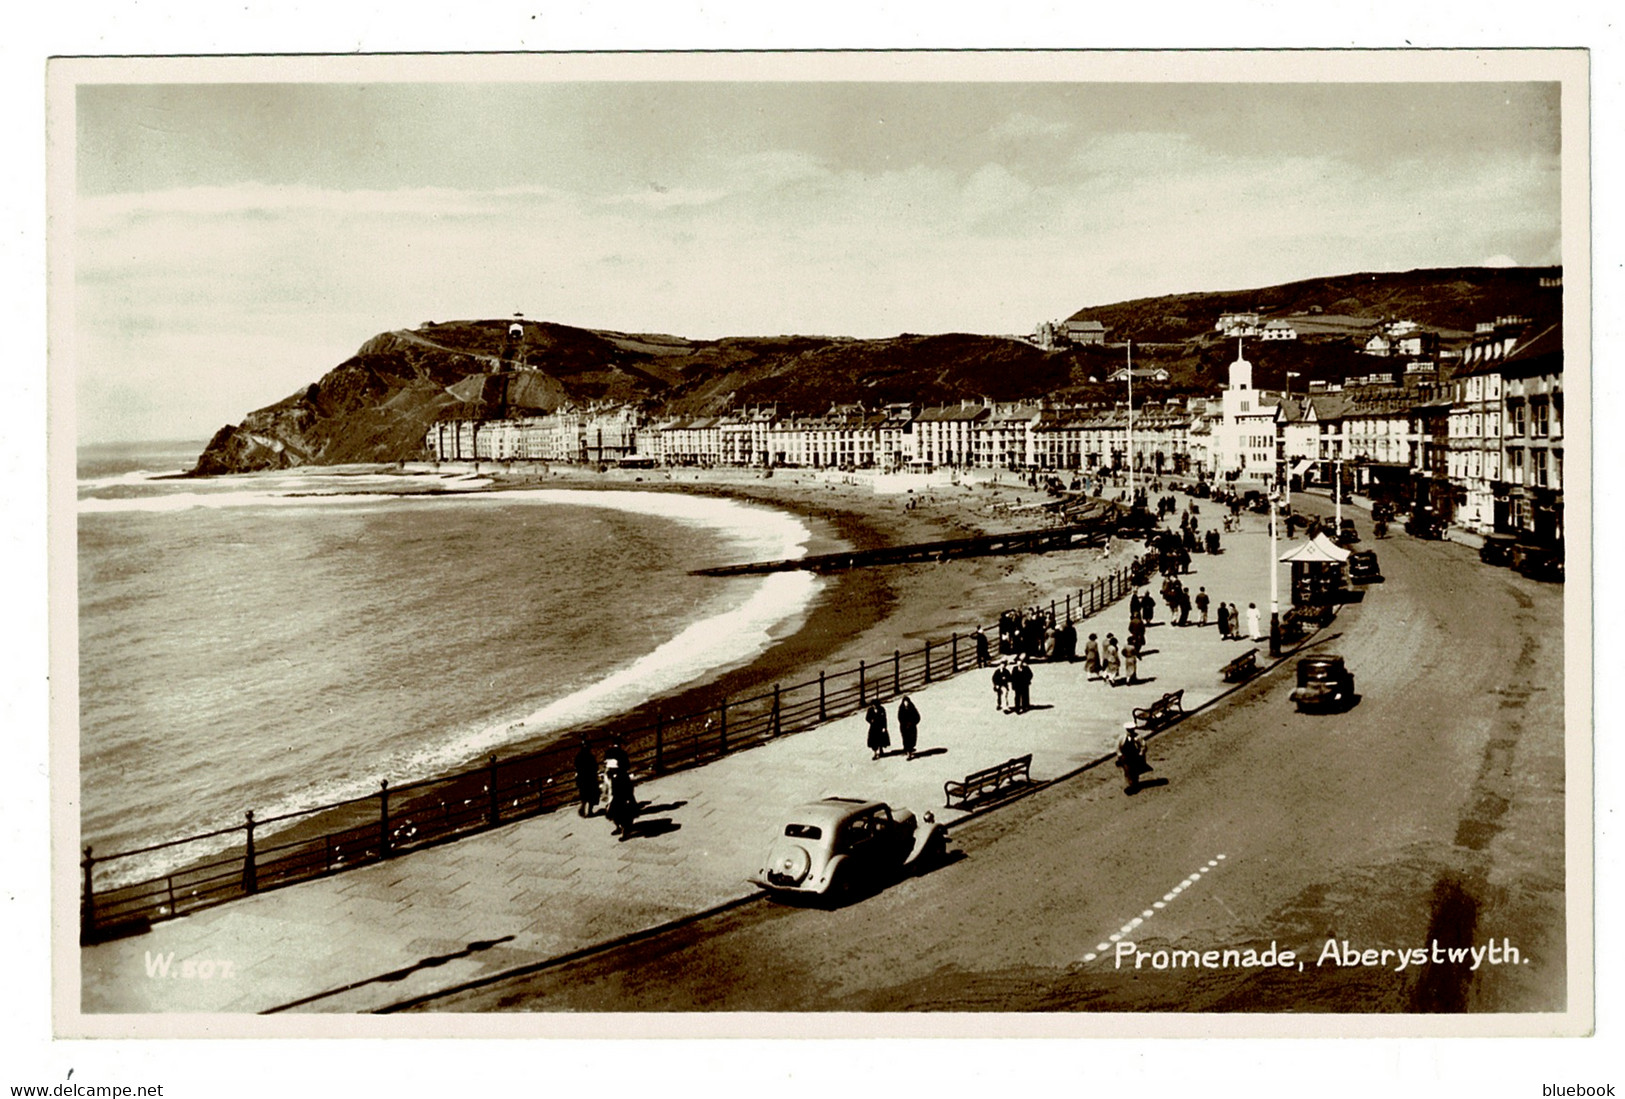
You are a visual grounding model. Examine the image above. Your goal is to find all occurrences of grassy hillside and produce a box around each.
[192,265,1562,474]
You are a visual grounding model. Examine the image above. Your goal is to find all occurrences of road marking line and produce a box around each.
[1084,854,1228,963]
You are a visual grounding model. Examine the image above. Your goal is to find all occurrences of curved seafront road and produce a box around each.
[416,502,1569,1013]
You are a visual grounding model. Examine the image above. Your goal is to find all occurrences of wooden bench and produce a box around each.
[1131,689,1185,732]
[1221,649,1258,682]
[944,753,1033,809]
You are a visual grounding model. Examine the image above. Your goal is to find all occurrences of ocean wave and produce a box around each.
[76,475,496,512]
[85,486,821,886]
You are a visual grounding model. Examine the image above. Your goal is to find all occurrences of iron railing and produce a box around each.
[81,566,1133,943]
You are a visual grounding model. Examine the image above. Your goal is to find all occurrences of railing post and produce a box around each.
[379,779,392,858]
[719,698,728,754]
[488,754,500,826]
[772,685,782,736]
[818,672,827,721]
[859,660,866,706]
[893,649,901,694]
[242,811,258,895]
[1065,593,1072,622]
[924,640,932,683]
[951,632,959,672]
[655,714,665,773]
[80,846,96,944]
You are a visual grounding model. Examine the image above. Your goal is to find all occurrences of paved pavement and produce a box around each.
[81,491,1320,1016]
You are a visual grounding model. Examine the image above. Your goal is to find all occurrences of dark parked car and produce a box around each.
[1348,549,1382,583]
[1290,654,1355,712]
[1480,532,1519,567]
[1407,511,1447,540]
[1336,518,1360,546]
[1512,543,1565,583]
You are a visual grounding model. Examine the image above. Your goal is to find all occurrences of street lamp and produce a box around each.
[1126,338,1135,505]
[1334,455,1344,528]
[1268,481,1282,657]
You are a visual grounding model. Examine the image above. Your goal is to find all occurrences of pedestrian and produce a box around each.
[1123,641,1139,685]
[992,661,1010,711]
[1247,602,1261,641]
[604,757,638,840]
[1178,588,1191,627]
[1196,587,1210,627]
[1217,600,1231,640]
[866,701,891,759]
[573,740,600,817]
[975,627,991,668]
[1116,722,1152,793]
[1011,657,1034,713]
[603,738,630,772]
[1104,633,1122,687]
[1084,633,1101,679]
[897,695,921,759]
[1058,619,1078,662]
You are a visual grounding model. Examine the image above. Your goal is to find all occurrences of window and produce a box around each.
[1532,401,1550,438]
[1533,449,1549,488]
[1509,403,1527,437]
[1507,447,1524,486]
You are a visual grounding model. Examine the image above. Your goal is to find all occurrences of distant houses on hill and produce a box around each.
[427,311,1561,553]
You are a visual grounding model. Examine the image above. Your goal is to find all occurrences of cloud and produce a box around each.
[990,112,1071,141]
[69,130,1562,442]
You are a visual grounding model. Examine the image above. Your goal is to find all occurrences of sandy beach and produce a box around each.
[469,462,1143,732]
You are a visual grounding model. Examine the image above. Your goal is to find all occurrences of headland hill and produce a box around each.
[189,265,1559,477]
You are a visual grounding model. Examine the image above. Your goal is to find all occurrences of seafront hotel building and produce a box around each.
[422,311,1563,551]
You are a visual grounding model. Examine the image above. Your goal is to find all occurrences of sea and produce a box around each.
[74,442,823,883]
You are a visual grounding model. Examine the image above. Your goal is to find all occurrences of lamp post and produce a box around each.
[1268,482,1282,657]
[1126,338,1135,505]
[1334,455,1344,528]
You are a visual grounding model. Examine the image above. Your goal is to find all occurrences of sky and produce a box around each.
[66,69,1565,443]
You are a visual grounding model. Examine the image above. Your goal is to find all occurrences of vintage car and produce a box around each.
[1347,549,1382,583]
[1513,543,1565,583]
[1289,654,1355,712]
[1335,517,1360,546]
[1407,510,1447,540]
[749,797,946,901]
[1480,532,1519,567]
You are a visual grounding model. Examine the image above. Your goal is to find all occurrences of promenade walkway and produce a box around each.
[81,493,1314,1016]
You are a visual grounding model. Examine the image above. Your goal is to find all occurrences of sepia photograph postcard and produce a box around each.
[42,42,1596,1062]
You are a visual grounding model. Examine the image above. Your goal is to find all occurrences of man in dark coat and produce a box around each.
[1010,657,1034,713]
[573,740,600,817]
[604,757,637,839]
[866,701,891,759]
[897,696,921,759]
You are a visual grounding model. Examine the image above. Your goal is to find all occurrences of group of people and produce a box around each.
[997,607,1077,662]
[572,738,640,841]
[866,695,923,758]
[1079,630,1139,687]
[990,657,1036,713]
[1216,599,1263,642]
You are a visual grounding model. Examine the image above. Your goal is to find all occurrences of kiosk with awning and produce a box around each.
[1279,533,1350,615]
